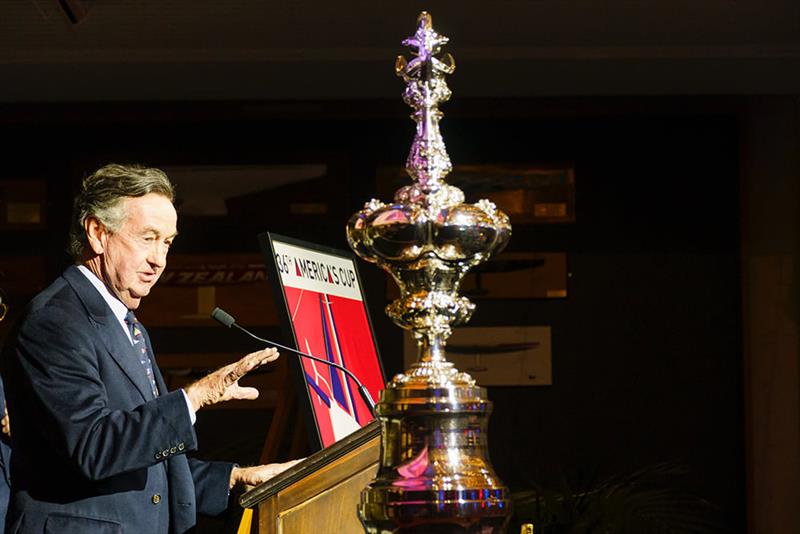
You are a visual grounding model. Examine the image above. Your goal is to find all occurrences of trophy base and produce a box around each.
[359,381,511,534]
[360,519,510,534]
[359,492,511,534]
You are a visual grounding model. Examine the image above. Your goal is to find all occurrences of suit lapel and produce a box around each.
[62,266,155,402]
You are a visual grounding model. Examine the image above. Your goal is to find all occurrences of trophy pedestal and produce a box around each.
[359,384,510,533]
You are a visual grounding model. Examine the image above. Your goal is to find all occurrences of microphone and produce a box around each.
[211,307,376,414]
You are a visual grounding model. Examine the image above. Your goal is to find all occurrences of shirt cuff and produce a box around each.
[180,389,197,425]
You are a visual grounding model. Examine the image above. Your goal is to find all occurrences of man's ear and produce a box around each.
[85,217,108,255]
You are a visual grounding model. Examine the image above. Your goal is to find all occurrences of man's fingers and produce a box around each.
[231,457,307,488]
[250,347,279,366]
[229,385,259,401]
[263,348,280,363]
[283,459,304,470]
[217,348,279,387]
[228,348,279,382]
[237,348,279,372]
[189,348,279,411]
[261,459,303,478]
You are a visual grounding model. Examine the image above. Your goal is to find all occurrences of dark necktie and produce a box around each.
[124,311,159,397]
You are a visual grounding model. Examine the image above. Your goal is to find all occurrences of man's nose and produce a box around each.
[149,243,168,268]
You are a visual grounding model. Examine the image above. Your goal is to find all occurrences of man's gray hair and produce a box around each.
[68,164,175,259]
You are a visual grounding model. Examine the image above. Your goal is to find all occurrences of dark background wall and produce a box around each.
[0,98,744,530]
[3,2,799,531]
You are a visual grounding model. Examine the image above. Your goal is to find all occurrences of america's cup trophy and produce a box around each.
[347,12,512,534]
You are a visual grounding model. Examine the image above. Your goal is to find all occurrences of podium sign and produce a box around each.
[260,233,385,450]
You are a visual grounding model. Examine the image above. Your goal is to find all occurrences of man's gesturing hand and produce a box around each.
[184,348,279,412]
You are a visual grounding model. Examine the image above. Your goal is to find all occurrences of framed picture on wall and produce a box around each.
[260,233,386,451]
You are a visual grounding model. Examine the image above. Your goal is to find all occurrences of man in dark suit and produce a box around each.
[3,164,297,533]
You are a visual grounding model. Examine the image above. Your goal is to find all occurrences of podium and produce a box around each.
[240,420,380,534]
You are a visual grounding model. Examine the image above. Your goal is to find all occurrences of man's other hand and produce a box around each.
[229,459,304,489]
[184,348,279,412]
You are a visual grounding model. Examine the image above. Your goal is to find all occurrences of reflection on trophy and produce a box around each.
[347,12,512,533]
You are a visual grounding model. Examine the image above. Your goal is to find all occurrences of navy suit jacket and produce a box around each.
[3,266,233,533]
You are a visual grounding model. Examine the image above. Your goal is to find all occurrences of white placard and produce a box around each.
[271,241,363,301]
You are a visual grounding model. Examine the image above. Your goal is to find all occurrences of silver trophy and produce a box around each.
[347,12,512,533]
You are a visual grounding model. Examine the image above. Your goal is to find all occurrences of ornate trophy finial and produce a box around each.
[394,11,457,203]
[348,11,511,383]
[348,12,512,533]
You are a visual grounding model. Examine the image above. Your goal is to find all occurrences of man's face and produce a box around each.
[92,193,177,310]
